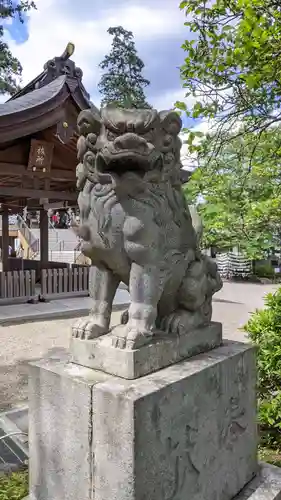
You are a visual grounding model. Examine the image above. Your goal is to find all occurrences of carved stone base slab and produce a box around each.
[24,463,281,500]
[28,341,257,500]
[234,463,281,499]
[70,321,222,379]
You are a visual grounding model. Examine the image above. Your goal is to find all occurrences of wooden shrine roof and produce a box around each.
[0,76,77,143]
[0,44,94,209]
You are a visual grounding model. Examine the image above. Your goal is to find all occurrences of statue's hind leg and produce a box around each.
[72,265,119,340]
[159,252,223,335]
[158,257,215,335]
[160,300,212,336]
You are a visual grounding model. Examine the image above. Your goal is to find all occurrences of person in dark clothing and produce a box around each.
[60,212,68,229]
[26,212,32,228]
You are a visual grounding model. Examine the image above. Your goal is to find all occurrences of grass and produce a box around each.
[0,470,28,500]
[258,446,281,468]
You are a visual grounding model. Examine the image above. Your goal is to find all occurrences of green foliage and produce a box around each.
[255,264,275,279]
[0,470,28,500]
[184,130,281,259]
[0,0,36,96]
[178,0,281,156]
[258,446,281,467]
[98,26,151,109]
[245,288,281,447]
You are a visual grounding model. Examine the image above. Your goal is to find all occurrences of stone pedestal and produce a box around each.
[28,338,269,500]
[70,321,222,379]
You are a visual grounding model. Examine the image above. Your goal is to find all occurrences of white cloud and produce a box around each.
[153,89,181,111]
[180,112,246,168]
[153,88,194,111]
[3,17,13,25]
[5,0,184,102]
[153,86,214,119]
[180,140,197,170]
[180,119,217,169]
[105,5,183,39]
[0,94,8,104]
[192,120,215,134]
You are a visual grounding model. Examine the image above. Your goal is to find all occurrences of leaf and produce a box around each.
[175,100,187,111]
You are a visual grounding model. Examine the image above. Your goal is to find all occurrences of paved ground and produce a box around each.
[0,281,277,411]
[213,281,277,341]
[0,288,129,326]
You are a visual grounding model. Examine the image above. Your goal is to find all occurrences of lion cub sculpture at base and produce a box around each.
[72,106,222,349]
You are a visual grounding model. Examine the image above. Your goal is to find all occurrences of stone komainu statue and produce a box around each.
[72,106,222,349]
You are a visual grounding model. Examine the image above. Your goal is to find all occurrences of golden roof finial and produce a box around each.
[61,42,75,61]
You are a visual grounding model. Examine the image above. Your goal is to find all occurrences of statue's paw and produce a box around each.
[111,325,153,350]
[160,310,196,336]
[160,313,182,336]
[72,317,108,340]
[120,309,129,325]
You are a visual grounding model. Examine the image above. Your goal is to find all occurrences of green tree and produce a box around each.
[177,0,281,156]
[184,130,281,259]
[98,26,151,109]
[0,0,36,95]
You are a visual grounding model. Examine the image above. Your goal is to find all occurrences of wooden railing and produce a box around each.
[0,270,36,304]
[40,267,90,300]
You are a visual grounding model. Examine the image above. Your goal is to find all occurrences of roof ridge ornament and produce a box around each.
[61,42,75,61]
[39,42,83,87]
[6,41,90,109]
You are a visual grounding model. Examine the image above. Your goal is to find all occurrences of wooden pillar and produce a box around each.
[40,208,49,268]
[1,205,9,272]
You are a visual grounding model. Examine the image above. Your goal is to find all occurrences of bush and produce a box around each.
[0,470,28,500]
[245,287,281,448]
[255,263,276,279]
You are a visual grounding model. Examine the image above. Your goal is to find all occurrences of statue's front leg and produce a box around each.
[111,263,164,349]
[72,265,119,340]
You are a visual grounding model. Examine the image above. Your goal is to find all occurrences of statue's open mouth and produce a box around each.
[96,151,155,177]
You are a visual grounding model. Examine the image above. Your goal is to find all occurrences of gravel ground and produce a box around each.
[0,282,277,410]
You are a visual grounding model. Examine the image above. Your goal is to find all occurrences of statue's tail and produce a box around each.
[178,253,222,312]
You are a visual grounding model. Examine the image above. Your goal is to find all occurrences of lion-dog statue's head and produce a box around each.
[76,106,184,194]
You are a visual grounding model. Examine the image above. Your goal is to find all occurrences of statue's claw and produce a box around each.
[72,317,108,340]
[160,307,211,336]
[111,324,154,350]
[160,312,183,335]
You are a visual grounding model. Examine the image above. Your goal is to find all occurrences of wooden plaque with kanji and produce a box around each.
[27,139,54,173]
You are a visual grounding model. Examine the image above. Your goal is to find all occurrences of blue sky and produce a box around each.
[4,9,29,44]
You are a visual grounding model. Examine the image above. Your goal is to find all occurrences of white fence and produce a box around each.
[216,253,252,279]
